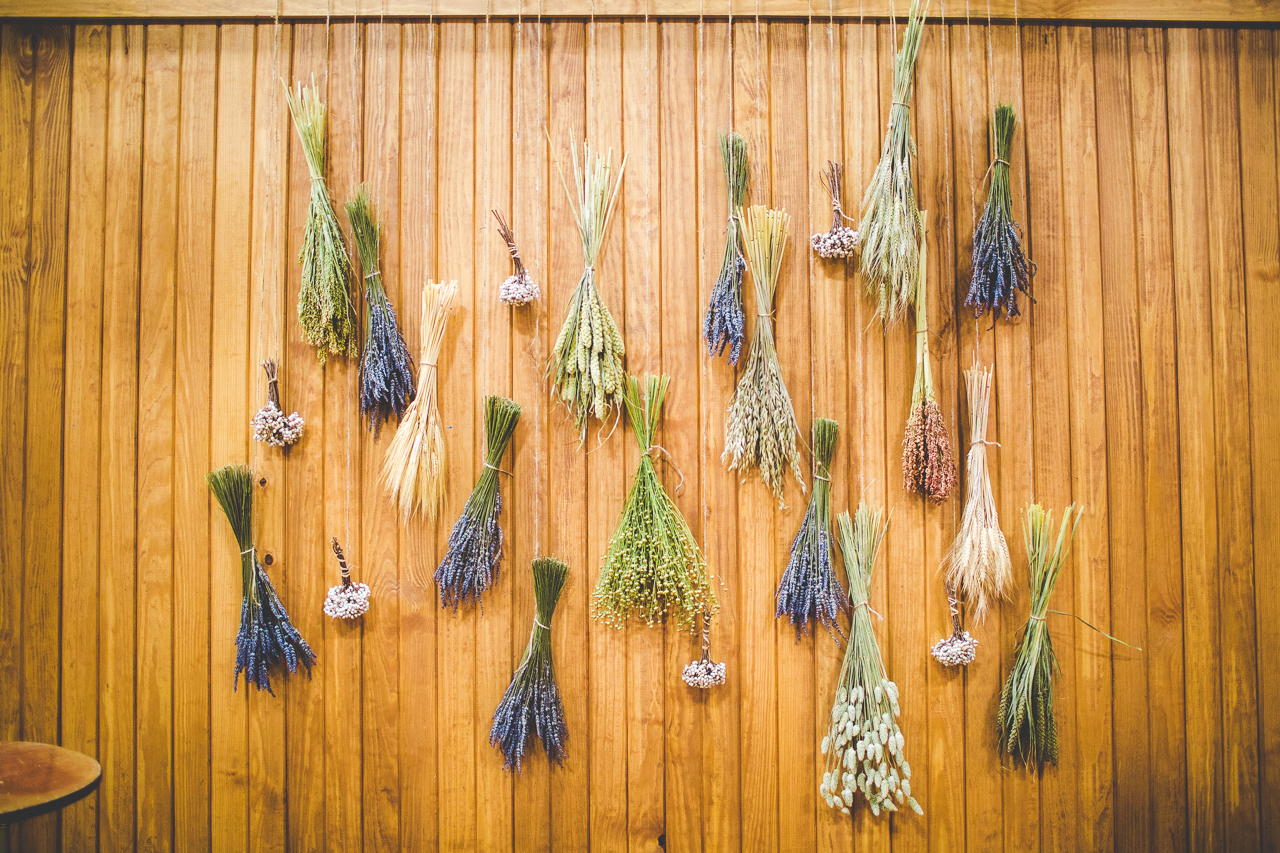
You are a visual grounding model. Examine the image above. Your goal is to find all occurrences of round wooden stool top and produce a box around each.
[0,742,101,824]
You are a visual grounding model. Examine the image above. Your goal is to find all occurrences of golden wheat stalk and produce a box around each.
[381,280,457,522]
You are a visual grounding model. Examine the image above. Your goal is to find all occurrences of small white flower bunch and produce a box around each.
[931,629,978,667]
[324,579,371,619]
[681,656,726,689]
[810,161,859,260]
[493,209,540,306]
[251,360,304,448]
[820,680,921,817]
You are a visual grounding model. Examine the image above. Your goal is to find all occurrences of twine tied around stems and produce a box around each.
[852,600,884,620]
[241,547,256,557]
[647,444,686,494]
[971,438,1001,448]
[332,536,352,586]
[813,472,831,482]
[533,615,550,631]
[483,462,513,476]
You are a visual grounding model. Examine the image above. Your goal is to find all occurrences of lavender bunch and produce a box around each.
[776,417,845,641]
[207,464,315,695]
[966,104,1034,320]
[435,395,522,609]
[490,556,569,771]
[347,186,415,438]
[811,162,859,259]
[703,130,749,364]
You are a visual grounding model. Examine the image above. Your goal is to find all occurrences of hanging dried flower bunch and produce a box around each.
[251,360,305,448]
[490,556,569,771]
[930,583,978,666]
[723,205,804,504]
[857,0,928,323]
[966,103,1035,320]
[776,417,845,641]
[594,374,717,633]
[436,395,523,610]
[547,140,627,438]
[997,503,1080,768]
[682,610,727,688]
[347,186,415,438]
[380,280,456,523]
[943,362,1010,620]
[703,130,749,364]
[323,537,370,620]
[283,76,357,364]
[207,464,316,694]
[901,213,956,503]
[820,504,922,817]
[492,209,540,306]
[811,162,859,259]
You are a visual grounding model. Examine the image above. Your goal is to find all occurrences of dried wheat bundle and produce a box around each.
[381,280,456,522]
[942,362,1010,622]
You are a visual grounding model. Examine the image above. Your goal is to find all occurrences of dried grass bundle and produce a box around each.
[284,77,357,364]
[811,162,859,259]
[723,205,804,504]
[703,130,750,364]
[942,362,1010,621]
[857,0,928,322]
[966,104,1035,320]
[381,280,456,522]
[548,140,627,438]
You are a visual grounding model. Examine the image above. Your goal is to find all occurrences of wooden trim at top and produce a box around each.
[5,0,1279,22]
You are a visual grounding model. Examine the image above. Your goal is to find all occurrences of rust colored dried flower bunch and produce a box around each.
[901,213,956,503]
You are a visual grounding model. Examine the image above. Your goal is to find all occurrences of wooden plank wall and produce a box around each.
[0,15,1276,853]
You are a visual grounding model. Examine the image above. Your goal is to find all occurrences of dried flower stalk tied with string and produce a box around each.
[703,130,749,364]
[493,209,541,306]
[857,0,928,323]
[323,537,371,620]
[723,205,804,504]
[966,103,1035,320]
[997,503,1081,768]
[547,140,627,438]
[901,213,956,503]
[490,556,569,771]
[284,77,357,364]
[347,186,415,438]
[811,162,859,259]
[436,395,523,610]
[594,374,717,633]
[930,583,978,666]
[943,362,1010,621]
[251,360,305,448]
[683,610,726,688]
[207,464,315,695]
[820,504,922,817]
[380,280,456,522]
[776,417,845,641]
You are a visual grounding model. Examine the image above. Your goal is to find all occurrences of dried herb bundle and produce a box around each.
[381,280,456,522]
[723,205,804,504]
[997,503,1080,768]
[347,186,415,438]
[548,141,627,438]
[683,610,727,688]
[323,537,370,620]
[776,417,844,641]
[284,77,357,364]
[593,374,716,633]
[490,557,569,771]
[493,209,541,306]
[931,583,978,666]
[703,130,749,364]
[811,162,859,259]
[966,104,1034,320]
[901,214,956,503]
[857,0,928,323]
[943,362,1010,621]
[251,360,305,448]
[207,464,315,694]
[436,395,523,610]
[820,504,922,817]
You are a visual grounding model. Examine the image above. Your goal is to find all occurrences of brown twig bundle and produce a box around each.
[942,362,1010,621]
[381,280,456,522]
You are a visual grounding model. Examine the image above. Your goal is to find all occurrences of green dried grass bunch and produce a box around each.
[820,504,922,817]
[548,140,628,439]
[593,374,717,633]
[284,77,357,364]
[857,0,929,323]
[723,205,804,505]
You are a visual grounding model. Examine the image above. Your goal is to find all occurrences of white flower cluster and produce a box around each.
[930,630,978,667]
[820,680,922,817]
[499,272,540,306]
[681,657,726,689]
[251,401,305,447]
[323,580,371,619]
[810,226,860,260]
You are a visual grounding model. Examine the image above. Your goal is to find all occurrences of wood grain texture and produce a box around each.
[1,18,1276,853]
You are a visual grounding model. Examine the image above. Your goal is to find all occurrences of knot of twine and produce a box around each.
[1028,613,1046,623]
[533,615,550,631]
[971,438,1001,448]
[647,443,686,494]
[813,472,831,482]
[364,270,379,281]
[483,461,513,476]
[241,547,256,557]
[852,600,884,620]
